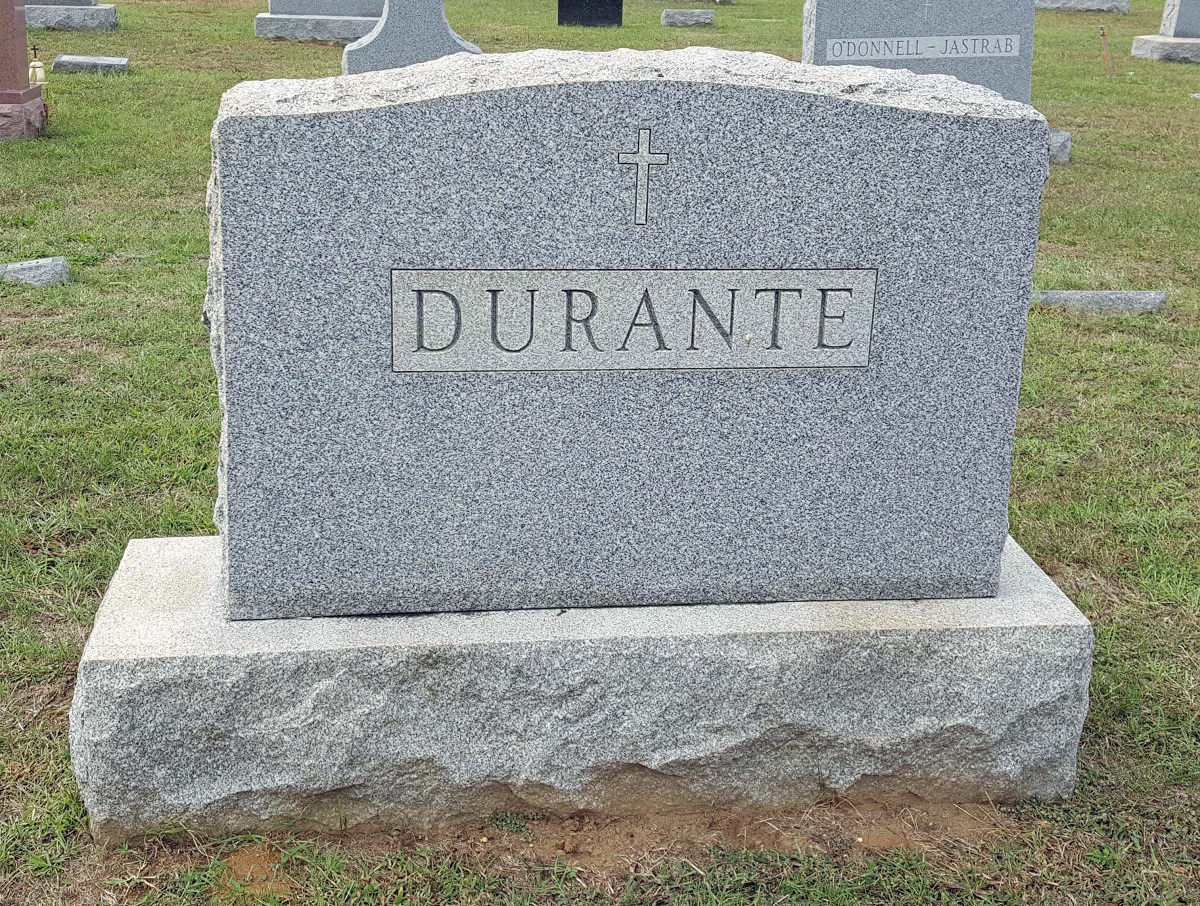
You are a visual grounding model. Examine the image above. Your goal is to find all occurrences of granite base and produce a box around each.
[25,3,117,28]
[0,97,47,141]
[70,535,1093,841]
[1131,35,1200,63]
[1035,0,1128,10]
[254,12,375,42]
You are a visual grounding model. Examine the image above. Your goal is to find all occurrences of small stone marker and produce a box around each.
[662,8,714,26]
[52,54,129,73]
[1133,0,1200,62]
[1,0,46,141]
[1049,128,1071,163]
[24,3,117,28]
[0,256,69,286]
[68,48,1093,840]
[342,0,478,74]
[558,0,622,26]
[1036,0,1128,11]
[802,0,1036,102]
[1033,290,1167,314]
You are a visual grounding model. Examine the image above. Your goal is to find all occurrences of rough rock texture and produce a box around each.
[1049,128,1071,163]
[1132,34,1200,62]
[1033,290,1167,314]
[342,0,478,75]
[207,48,1048,619]
[25,2,114,27]
[0,98,47,141]
[52,54,129,73]
[662,9,715,26]
[70,535,1093,841]
[802,0,1035,103]
[1035,0,1128,11]
[25,3,117,28]
[1,256,69,285]
[254,12,375,42]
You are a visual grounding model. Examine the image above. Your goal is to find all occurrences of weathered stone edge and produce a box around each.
[70,536,1093,841]
[214,47,1044,124]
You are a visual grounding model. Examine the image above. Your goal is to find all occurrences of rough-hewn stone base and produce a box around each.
[25,3,117,28]
[70,535,1093,842]
[254,12,375,43]
[1132,35,1200,63]
[1035,0,1128,11]
[0,97,47,141]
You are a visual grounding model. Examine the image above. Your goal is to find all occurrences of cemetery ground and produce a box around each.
[0,0,1197,901]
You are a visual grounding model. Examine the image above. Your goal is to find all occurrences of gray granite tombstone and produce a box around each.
[802,0,1036,103]
[208,50,1052,622]
[68,49,1093,841]
[1133,0,1200,61]
[342,0,477,74]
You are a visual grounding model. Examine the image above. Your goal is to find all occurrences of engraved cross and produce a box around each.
[618,128,669,226]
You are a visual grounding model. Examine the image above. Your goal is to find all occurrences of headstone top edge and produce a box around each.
[214,46,1044,126]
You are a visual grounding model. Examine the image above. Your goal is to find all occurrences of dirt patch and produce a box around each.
[381,800,1009,876]
[214,843,296,900]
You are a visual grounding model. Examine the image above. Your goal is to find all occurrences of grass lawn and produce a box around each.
[1,0,1198,902]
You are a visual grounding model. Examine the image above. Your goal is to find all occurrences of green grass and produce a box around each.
[1,0,1198,902]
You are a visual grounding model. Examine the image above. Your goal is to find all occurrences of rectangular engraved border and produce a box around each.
[390,268,879,374]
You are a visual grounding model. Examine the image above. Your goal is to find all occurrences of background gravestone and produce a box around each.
[24,0,117,29]
[1036,0,1128,11]
[1133,0,1200,62]
[256,0,379,44]
[801,0,1035,103]
[0,0,45,141]
[558,0,622,27]
[342,0,478,74]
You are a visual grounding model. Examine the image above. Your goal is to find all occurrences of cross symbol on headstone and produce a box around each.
[921,0,933,19]
[617,128,669,226]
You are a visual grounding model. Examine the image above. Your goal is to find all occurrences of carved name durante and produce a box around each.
[391,269,876,373]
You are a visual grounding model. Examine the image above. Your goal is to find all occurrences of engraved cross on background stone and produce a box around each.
[618,128,669,226]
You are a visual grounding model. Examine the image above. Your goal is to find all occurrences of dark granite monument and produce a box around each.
[558,0,621,27]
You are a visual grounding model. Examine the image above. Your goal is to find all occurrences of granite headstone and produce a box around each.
[558,0,621,26]
[802,0,1036,103]
[207,49,1048,620]
[1133,0,1200,61]
[1,0,46,141]
[342,0,478,74]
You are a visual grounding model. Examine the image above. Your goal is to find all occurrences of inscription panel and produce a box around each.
[391,268,877,373]
[826,35,1021,62]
